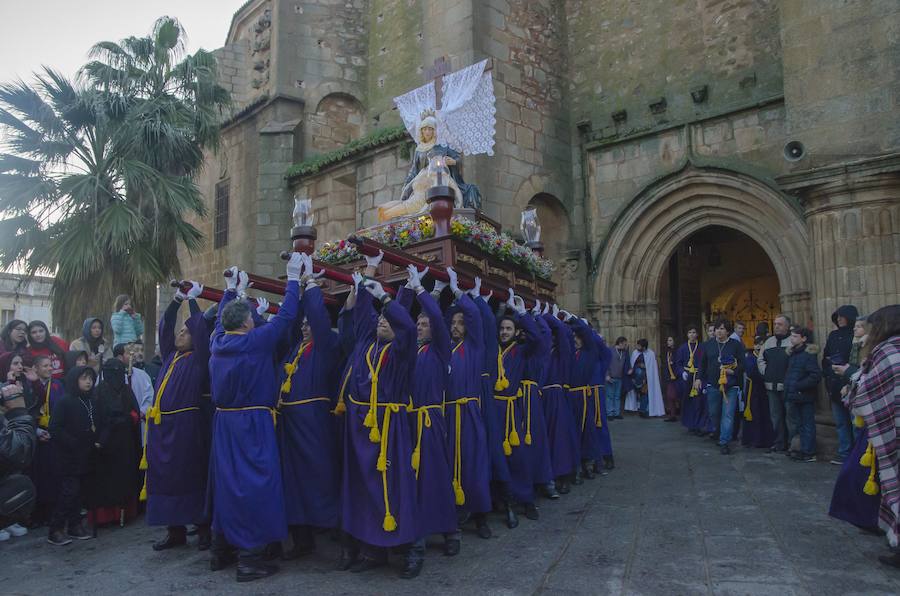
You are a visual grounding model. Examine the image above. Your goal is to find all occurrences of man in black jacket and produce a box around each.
[784,327,821,462]
[758,314,792,452]
[822,305,858,464]
[694,319,745,455]
[0,383,36,529]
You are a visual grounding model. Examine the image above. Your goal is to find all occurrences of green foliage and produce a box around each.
[285,125,408,180]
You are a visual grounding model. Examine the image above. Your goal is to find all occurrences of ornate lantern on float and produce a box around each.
[289,195,317,254]
[426,156,454,237]
[521,206,543,256]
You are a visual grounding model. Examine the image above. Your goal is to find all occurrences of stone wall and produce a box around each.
[307,93,366,153]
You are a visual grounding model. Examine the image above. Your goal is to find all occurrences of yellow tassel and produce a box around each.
[333,400,346,415]
[38,414,50,428]
[411,448,420,472]
[139,452,148,471]
[377,452,387,472]
[369,425,381,444]
[509,429,520,447]
[383,513,397,532]
[864,478,879,496]
[503,440,512,456]
[494,379,504,391]
[453,480,465,506]
[284,363,296,375]
[744,408,753,422]
[860,443,874,467]
[280,379,291,394]
[524,432,532,445]
[364,409,375,428]
[517,388,523,398]
[139,485,147,502]
[152,407,161,425]
[854,415,865,428]
[689,387,698,398]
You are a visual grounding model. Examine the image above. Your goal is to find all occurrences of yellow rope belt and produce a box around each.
[411,403,442,478]
[591,385,603,428]
[215,406,278,426]
[744,378,754,421]
[139,351,191,501]
[687,346,699,397]
[333,366,352,415]
[446,397,480,506]
[364,342,392,443]
[347,393,411,532]
[860,440,880,496]
[569,385,592,432]
[718,362,737,397]
[542,383,563,391]
[493,395,521,456]
[278,397,331,408]
[521,380,537,445]
[280,341,312,395]
[38,380,52,429]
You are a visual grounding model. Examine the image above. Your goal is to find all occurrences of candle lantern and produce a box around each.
[290,195,317,254]
[521,206,543,256]
[426,156,454,237]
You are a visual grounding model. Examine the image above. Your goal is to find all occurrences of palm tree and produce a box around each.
[0,69,205,341]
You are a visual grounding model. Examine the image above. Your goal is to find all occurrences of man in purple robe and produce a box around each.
[566,314,601,480]
[339,267,420,578]
[541,305,580,494]
[443,269,492,540]
[589,326,615,470]
[207,254,303,582]
[277,257,341,559]
[144,280,212,552]
[396,265,457,556]
[494,291,548,522]
[675,326,706,436]
[529,304,559,497]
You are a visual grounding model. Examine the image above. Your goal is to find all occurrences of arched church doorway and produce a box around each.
[658,226,781,351]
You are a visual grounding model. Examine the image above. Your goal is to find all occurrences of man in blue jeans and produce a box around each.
[695,319,745,455]
[606,337,630,419]
[821,305,859,464]
[784,326,821,462]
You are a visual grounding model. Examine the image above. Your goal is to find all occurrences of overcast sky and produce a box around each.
[0,1,243,84]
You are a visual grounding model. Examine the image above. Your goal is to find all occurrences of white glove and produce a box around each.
[286,252,304,281]
[468,276,482,299]
[187,281,203,300]
[531,299,542,316]
[225,266,239,290]
[363,280,387,300]
[406,264,428,292]
[365,249,384,269]
[236,271,250,295]
[432,279,448,297]
[682,371,689,381]
[351,271,364,289]
[255,297,269,315]
[174,286,188,302]
[542,302,550,316]
[512,296,527,315]
[551,303,560,318]
[506,288,517,310]
[447,267,463,298]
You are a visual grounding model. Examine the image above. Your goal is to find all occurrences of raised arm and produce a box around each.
[396,286,415,312]
[456,293,483,350]
[158,297,182,361]
[417,290,450,365]
[303,286,333,346]
[383,299,416,363]
[248,281,300,349]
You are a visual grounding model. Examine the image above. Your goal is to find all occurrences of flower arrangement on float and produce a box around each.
[314,215,555,279]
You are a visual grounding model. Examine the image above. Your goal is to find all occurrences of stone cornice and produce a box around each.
[776,153,900,194]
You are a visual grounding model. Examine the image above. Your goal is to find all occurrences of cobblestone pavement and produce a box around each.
[5,416,900,595]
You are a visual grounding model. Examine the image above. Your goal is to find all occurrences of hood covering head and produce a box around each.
[831,305,859,327]
[99,357,127,393]
[81,317,106,351]
[63,365,97,397]
[184,311,212,347]
[64,350,89,372]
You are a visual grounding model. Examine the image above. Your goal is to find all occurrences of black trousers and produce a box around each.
[0,473,35,528]
[211,531,265,563]
[49,475,83,531]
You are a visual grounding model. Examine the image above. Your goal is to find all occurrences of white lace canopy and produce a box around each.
[393,59,496,156]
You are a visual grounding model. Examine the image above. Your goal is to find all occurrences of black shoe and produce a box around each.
[877,553,900,569]
[639,413,649,419]
[210,552,238,572]
[282,542,315,560]
[443,538,460,556]
[524,503,539,520]
[720,445,731,455]
[399,558,423,579]
[543,483,560,500]
[582,463,596,480]
[336,547,359,571]
[476,521,492,539]
[615,415,624,420]
[603,456,615,470]
[350,556,385,573]
[792,452,816,463]
[47,530,72,546]
[572,471,584,485]
[153,530,187,551]
[66,524,91,541]
[262,542,281,561]
[236,562,278,583]
[557,480,571,495]
[664,417,677,422]
[197,529,212,551]
[505,503,519,529]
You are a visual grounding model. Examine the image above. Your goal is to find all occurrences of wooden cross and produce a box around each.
[423,56,451,110]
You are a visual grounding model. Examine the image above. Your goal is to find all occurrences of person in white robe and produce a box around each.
[623,340,665,417]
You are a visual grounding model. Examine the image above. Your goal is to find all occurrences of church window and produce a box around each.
[214,180,230,249]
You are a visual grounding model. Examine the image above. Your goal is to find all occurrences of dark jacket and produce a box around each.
[784,343,821,403]
[698,338,745,388]
[47,366,99,476]
[842,338,865,382]
[758,333,791,391]
[0,406,36,478]
[822,305,858,401]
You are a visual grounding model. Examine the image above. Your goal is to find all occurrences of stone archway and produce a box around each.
[590,167,812,342]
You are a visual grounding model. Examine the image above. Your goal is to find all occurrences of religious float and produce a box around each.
[176,59,556,311]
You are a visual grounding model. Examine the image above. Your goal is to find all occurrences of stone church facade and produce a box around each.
[181,0,899,354]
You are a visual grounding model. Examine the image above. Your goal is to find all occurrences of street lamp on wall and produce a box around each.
[290,195,317,255]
